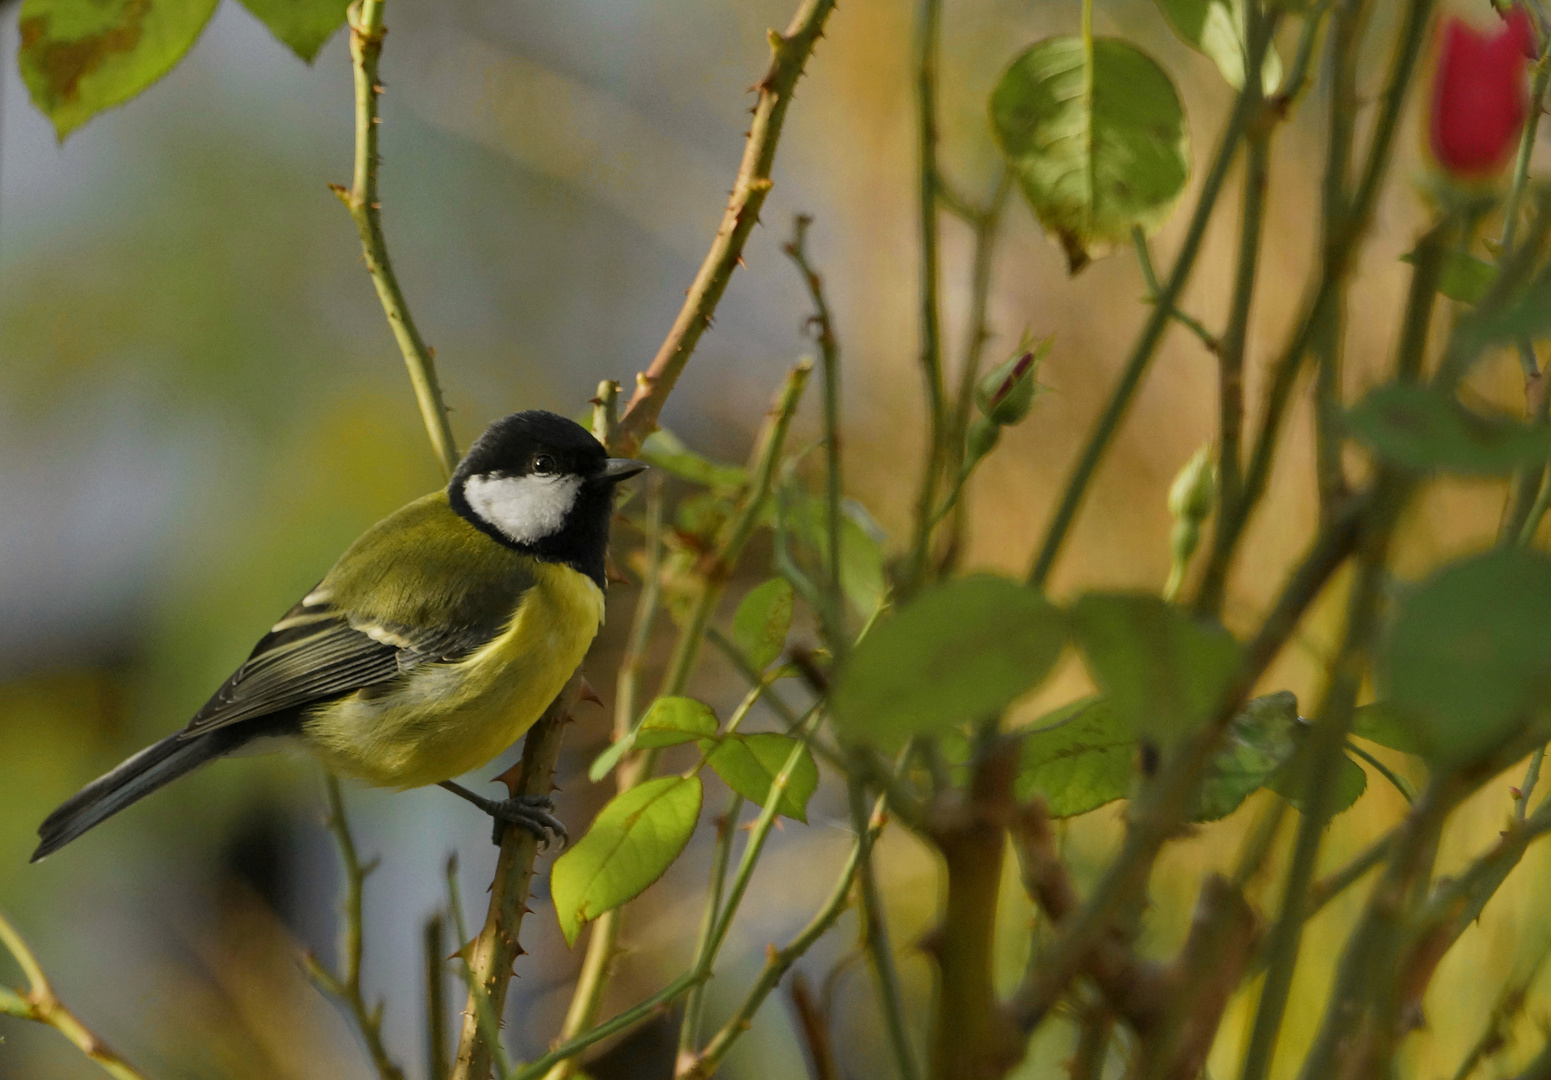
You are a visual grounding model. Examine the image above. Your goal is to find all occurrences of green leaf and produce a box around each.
[635,696,719,749]
[588,736,633,783]
[20,0,220,139]
[1017,697,1135,818]
[1350,702,1427,757]
[1067,593,1240,742]
[991,36,1189,272]
[1346,384,1551,476]
[1269,752,1368,816]
[783,494,888,616]
[700,733,818,822]
[732,579,794,671]
[1378,548,1551,769]
[237,0,349,62]
[831,575,1066,748]
[1191,691,1299,821]
[1459,266,1551,352]
[1402,248,1496,305]
[551,775,703,946]
[641,429,748,491]
[1152,0,1282,92]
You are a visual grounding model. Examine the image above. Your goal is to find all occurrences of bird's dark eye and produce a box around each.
[532,454,557,475]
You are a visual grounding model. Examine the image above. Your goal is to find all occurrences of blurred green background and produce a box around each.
[2,1,1548,1078]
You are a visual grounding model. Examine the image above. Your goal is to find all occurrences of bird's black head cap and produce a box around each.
[448,410,644,588]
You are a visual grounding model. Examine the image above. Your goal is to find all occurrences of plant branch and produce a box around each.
[425,915,450,1080]
[783,215,848,651]
[334,0,458,477]
[946,168,1014,503]
[1132,227,1221,356]
[925,743,1027,1080]
[679,795,886,1079]
[1194,0,1436,612]
[450,677,583,1080]
[1237,475,1412,1080]
[902,0,947,598]
[1217,110,1271,519]
[676,792,745,1067]
[613,0,838,456]
[848,767,923,1080]
[1011,485,1368,1032]
[304,774,406,1080]
[0,910,148,1080]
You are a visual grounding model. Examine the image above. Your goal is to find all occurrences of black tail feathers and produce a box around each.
[32,726,255,863]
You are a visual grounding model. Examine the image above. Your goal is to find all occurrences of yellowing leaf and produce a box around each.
[20,0,219,140]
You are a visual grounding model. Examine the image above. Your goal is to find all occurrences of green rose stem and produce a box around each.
[334,0,458,478]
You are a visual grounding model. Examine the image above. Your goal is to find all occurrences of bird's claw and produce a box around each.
[486,794,567,850]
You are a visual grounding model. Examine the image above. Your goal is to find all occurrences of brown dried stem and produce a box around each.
[612,0,838,456]
[0,910,148,1080]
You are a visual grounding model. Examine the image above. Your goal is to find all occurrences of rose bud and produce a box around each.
[1429,5,1536,179]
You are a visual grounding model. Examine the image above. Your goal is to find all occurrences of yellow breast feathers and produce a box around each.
[303,561,604,788]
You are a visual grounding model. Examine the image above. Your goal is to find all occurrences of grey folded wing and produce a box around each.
[179,588,494,737]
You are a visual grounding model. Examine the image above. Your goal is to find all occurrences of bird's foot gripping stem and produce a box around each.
[438,781,568,849]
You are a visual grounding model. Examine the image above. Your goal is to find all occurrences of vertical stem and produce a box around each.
[450,679,582,1080]
[1501,59,1550,256]
[425,915,449,1080]
[947,170,1014,468]
[1217,124,1269,518]
[1311,0,1367,520]
[1499,61,1551,542]
[340,0,458,478]
[545,365,810,1079]
[1195,0,1435,613]
[1235,479,1411,1080]
[905,0,946,597]
[306,776,406,1080]
[784,216,848,649]
[849,772,923,1080]
[676,793,745,1066]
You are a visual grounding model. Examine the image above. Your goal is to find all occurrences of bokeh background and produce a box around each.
[2,0,1548,1077]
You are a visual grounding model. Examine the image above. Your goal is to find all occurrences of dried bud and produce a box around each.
[1167,444,1217,526]
[975,336,1051,426]
[1429,6,1536,179]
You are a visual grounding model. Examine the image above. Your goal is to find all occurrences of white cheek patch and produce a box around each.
[463,473,583,545]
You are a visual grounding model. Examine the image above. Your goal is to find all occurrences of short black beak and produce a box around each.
[600,458,648,483]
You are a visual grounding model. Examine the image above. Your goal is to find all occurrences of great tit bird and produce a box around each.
[32,411,645,863]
